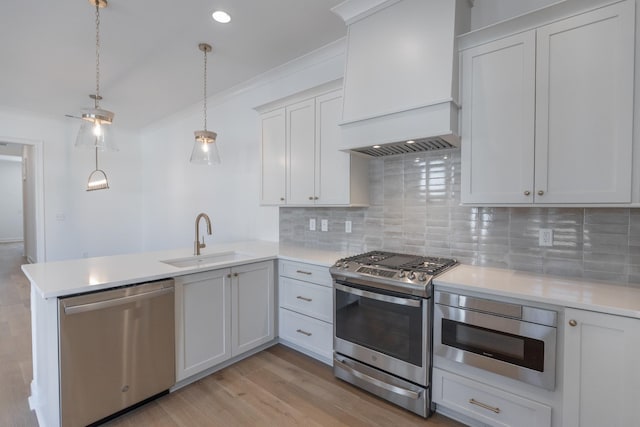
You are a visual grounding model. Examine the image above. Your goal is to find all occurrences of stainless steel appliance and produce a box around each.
[58,279,175,427]
[330,251,458,417]
[434,290,557,390]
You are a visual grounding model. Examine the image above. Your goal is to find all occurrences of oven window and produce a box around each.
[442,319,544,372]
[335,285,423,366]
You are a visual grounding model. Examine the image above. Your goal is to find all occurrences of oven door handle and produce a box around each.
[335,283,421,307]
[334,357,422,400]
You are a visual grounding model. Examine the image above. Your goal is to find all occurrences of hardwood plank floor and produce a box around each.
[1,242,465,427]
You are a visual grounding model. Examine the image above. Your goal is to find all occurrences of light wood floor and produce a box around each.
[1,242,465,427]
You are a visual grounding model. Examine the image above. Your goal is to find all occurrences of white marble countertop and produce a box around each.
[434,264,640,319]
[22,241,349,299]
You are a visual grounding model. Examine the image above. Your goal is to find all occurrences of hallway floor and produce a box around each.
[0,242,39,426]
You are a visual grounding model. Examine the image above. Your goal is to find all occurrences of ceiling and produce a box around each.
[0,0,347,130]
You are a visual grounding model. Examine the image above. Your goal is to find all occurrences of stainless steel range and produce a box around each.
[329,251,457,417]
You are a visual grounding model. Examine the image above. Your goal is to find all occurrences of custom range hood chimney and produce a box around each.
[332,0,472,157]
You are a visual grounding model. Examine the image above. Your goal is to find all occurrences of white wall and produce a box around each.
[0,108,144,261]
[139,40,346,251]
[0,158,23,242]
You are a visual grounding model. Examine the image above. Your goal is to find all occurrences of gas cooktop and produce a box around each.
[329,251,458,297]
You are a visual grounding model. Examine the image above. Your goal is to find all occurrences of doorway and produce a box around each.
[0,137,45,263]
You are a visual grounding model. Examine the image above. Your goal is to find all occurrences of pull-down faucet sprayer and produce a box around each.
[194,213,212,256]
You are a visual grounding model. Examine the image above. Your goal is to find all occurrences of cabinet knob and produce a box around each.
[280,197,285,201]
[233,272,239,277]
[538,190,545,196]
[314,196,319,200]
[524,191,531,196]
[569,319,577,327]
[227,274,232,278]
[308,196,314,200]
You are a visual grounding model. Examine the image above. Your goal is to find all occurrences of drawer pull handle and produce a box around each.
[296,329,312,337]
[296,270,312,275]
[469,398,500,414]
[296,296,312,302]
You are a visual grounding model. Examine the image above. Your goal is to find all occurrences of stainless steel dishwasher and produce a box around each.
[58,279,175,427]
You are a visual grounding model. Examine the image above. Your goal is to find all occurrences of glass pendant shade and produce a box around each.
[75,108,117,151]
[190,130,220,165]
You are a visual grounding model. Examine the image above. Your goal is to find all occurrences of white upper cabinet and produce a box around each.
[534,2,634,204]
[260,109,286,205]
[257,85,369,207]
[460,0,635,206]
[461,31,536,204]
[286,98,316,205]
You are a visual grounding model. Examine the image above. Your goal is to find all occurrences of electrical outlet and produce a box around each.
[309,218,316,231]
[345,220,352,233]
[539,229,553,247]
[321,219,328,232]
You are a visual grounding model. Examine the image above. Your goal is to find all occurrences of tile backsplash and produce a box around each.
[280,150,640,286]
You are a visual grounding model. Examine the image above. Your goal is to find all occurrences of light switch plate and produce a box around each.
[309,218,316,231]
[321,219,328,232]
[345,220,352,233]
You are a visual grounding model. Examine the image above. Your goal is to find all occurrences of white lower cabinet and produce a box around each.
[433,368,551,427]
[175,261,275,382]
[562,308,640,427]
[278,260,333,364]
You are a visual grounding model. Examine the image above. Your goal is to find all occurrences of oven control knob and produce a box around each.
[407,272,416,281]
[398,270,406,278]
[418,273,427,282]
[334,262,342,268]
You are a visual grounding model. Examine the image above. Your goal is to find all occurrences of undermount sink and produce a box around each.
[160,251,253,268]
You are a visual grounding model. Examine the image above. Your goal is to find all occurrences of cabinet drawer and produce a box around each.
[280,277,332,323]
[433,368,551,427]
[279,308,332,361]
[279,260,332,286]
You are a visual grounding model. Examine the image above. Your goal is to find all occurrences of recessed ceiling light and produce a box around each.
[406,140,415,144]
[212,10,231,23]
[373,145,381,149]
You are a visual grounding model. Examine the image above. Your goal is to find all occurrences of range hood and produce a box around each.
[332,0,471,156]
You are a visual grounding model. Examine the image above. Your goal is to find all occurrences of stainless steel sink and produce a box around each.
[160,251,253,268]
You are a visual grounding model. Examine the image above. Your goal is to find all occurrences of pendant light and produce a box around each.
[190,43,220,165]
[77,0,114,191]
[76,0,116,153]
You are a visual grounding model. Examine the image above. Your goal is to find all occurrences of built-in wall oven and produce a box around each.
[434,290,557,390]
[330,251,458,417]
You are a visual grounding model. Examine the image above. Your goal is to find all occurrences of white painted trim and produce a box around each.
[0,135,46,262]
[331,0,402,25]
[0,238,23,243]
[0,154,21,162]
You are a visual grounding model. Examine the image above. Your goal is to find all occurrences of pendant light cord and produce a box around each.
[94,1,101,109]
[203,46,207,132]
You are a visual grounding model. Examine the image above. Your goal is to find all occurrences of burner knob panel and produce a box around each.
[407,272,416,281]
[418,273,427,282]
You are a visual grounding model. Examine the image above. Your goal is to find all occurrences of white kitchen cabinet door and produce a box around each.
[460,30,536,204]
[286,98,316,205]
[175,268,231,382]
[315,90,350,205]
[260,108,286,205]
[563,308,640,427]
[534,0,634,204]
[231,261,275,357]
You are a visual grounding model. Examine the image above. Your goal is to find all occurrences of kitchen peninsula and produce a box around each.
[22,240,344,427]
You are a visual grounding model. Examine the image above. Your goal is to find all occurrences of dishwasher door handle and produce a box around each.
[63,287,174,315]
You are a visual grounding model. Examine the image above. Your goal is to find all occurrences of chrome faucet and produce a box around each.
[194,213,212,255]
